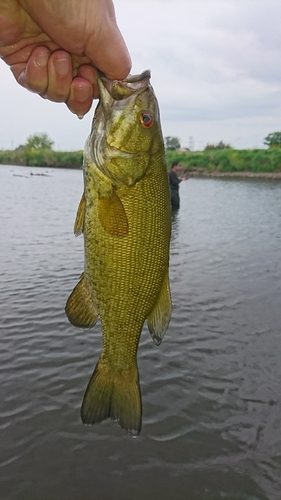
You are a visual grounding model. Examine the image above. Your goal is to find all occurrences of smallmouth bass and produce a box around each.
[65,70,172,435]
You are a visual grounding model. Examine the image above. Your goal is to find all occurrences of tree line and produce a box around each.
[165,132,281,151]
[1,132,281,173]
[5,130,281,154]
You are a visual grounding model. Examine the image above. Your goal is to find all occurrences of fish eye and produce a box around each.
[140,111,154,128]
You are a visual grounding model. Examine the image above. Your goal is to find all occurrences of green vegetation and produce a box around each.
[166,148,281,174]
[165,133,281,175]
[1,145,281,174]
[264,131,281,148]
[1,132,281,175]
[0,133,82,168]
[25,132,54,150]
[204,140,231,150]
[164,136,181,150]
[0,147,83,168]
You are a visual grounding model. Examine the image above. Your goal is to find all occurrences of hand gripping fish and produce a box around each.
[65,70,172,436]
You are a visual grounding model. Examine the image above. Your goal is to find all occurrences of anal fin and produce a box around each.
[147,270,172,345]
[65,273,99,328]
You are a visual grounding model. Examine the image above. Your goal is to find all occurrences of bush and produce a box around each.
[165,148,281,173]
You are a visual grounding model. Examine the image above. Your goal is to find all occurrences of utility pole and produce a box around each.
[189,136,194,151]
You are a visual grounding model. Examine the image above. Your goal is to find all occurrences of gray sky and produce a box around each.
[1,0,281,151]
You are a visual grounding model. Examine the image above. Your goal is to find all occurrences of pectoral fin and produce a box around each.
[74,193,86,236]
[65,273,99,328]
[147,271,172,345]
[98,192,128,237]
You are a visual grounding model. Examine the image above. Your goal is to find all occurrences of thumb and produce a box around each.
[85,23,131,80]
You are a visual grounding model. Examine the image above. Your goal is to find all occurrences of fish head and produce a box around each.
[85,70,164,186]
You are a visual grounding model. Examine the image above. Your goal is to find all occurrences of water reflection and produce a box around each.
[171,209,180,243]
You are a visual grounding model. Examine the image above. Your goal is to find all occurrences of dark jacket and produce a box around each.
[169,169,182,209]
[169,169,181,191]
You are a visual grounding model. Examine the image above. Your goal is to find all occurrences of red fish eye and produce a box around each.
[140,111,154,128]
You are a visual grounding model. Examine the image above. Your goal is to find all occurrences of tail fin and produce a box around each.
[81,358,142,436]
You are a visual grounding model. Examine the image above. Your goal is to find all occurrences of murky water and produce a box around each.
[1,164,281,500]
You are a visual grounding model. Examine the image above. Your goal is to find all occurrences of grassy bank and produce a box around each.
[1,147,281,175]
[165,148,281,174]
[0,149,83,168]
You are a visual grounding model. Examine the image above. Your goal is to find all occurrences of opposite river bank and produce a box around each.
[1,147,281,179]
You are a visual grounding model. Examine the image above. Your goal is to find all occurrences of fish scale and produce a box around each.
[65,71,172,435]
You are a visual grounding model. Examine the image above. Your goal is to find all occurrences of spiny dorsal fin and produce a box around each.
[98,191,128,237]
[74,193,86,236]
[65,273,99,328]
[146,270,172,345]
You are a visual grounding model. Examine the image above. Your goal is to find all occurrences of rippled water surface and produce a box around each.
[1,165,281,500]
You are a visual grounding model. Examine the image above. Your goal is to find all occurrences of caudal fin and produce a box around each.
[81,358,142,436]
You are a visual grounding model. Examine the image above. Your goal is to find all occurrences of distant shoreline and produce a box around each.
[186,169,281,180]
[166,148,281,180]
[2,163,281,180]
[2,147,281,180]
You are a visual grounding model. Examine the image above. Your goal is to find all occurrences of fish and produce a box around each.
[65,70,172,436]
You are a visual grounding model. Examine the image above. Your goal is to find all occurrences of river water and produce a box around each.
[1,164,281,500]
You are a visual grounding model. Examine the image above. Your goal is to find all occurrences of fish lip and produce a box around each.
[116,69,151,84]
[98,70,151,102]
[99,69,151,85]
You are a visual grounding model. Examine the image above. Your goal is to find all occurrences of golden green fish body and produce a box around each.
[66,71,172,435]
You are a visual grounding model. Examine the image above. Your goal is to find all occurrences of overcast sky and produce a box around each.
[1,0,281,151]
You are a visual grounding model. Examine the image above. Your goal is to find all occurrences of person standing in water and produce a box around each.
[168,161,187,210]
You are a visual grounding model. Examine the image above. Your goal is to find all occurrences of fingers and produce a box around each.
[17,47,73,101]
[45,50,73,101]
[65,64,99,116]
[66,77,94,117]
[9,45,99,115]
[9,45,50,92]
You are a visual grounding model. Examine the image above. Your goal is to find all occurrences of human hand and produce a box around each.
[0,0,131,116]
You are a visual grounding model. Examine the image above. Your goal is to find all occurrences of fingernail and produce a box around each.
[75,85,92,103]
[54,56,71,76]
[36,51,49,67]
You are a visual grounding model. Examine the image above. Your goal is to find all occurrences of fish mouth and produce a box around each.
[100,69,150,85]
[123,70,151,83]
[98,70,151,101]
